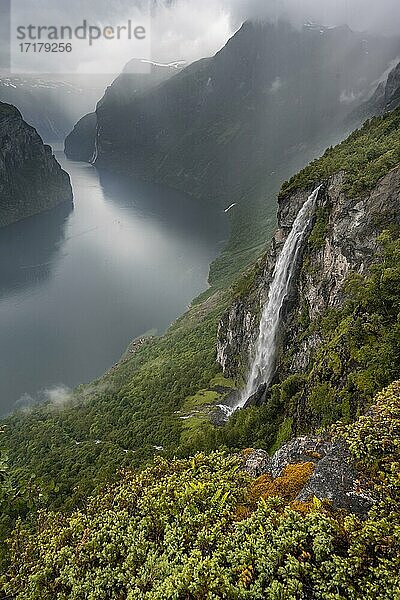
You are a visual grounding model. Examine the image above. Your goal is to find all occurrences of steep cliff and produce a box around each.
[0,102,73,227]
[91,21,400,206]
[64,112,97,162]
[359,59,400,119]
[218,106,400,442]
[64,59,184,163]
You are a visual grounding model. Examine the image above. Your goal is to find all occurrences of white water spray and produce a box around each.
[237,186,322,409]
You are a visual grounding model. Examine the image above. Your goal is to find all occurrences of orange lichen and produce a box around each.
[247,462,315,503]
[305,451,322,459]
[242,448,255,457]
[233,504,252,521]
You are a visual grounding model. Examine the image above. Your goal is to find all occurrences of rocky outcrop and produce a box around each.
[0,102,73,227]
[243,436,374,515]
[356,60,400,120]
[218,166,400,417]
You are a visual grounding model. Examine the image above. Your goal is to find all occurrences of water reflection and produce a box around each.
[0,156,227,415]
[0,201,73,298]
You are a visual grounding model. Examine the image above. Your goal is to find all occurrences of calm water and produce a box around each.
[0,154,227,415]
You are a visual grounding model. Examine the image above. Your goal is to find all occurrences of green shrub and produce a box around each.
[3,382,400,599]
[281,109,400,198]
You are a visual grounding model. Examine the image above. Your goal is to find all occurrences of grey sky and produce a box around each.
[2,0,399,76]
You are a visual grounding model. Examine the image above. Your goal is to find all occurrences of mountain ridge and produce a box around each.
[0,101,73,227]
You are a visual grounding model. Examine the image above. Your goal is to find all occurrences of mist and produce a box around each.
[227,0,400,36]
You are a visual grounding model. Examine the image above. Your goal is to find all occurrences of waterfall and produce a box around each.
[237,185,322,409]
[90,123,99,165]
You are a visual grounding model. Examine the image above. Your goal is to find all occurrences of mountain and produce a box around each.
[64,22,400,289]
[3,63,400,597]
[64,112,97,162]
[218,106,400,443]
[4,102,400,495]
[0,102,73,227]
[80,21,400,207]
[64,59,186,162]
[0,74,103,143]
[355,59,400,120]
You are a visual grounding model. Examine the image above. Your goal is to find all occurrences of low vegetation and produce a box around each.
[281,108,400,198]
[3,383,400,599]
[2,100,400,595]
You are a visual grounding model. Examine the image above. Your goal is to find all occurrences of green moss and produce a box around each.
[270,417,293,453]
[209,375,236,389]
[308,205,331,249]
[232,260,263,299]
[182,390,221,411]
[309,383,341,425]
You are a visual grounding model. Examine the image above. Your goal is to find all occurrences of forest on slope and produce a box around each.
[2,105,400,600]
[2,16,400,599]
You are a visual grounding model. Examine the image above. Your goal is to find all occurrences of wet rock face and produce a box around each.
[216,299,258,379]
[0,102,73,227]
[217,166,400,394]
[242,436,374,515]
[216,238,280,380]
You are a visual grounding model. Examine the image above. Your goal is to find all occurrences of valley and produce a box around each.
[1,10,400,599]
[0,154,227,415]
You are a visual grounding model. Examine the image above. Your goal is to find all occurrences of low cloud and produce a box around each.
[226,0,400,36]
[16,384,72,411]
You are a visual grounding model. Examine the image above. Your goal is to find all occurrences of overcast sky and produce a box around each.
[137,0,400,64]
[3,0,400,76]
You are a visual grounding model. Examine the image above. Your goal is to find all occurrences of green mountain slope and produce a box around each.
[3,382,400,599]
[3,103,400,508]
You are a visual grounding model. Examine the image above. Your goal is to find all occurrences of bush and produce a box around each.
[3,382,400,599]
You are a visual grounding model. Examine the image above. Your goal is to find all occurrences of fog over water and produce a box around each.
[0,154,227,415]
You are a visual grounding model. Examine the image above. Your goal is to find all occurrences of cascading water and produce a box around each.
[90,124,99,165]
[237,185,322,409]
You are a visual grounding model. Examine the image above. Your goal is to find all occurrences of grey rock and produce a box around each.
[243,436,374,515]
[0,102,73,227]
[242,449,271,478]
[297,441,374,515]
[269,435,331,478]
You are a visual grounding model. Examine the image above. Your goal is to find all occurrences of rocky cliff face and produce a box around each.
[76,22,400,207]
[64,112,97,162]
[0,102,73,227]
[218,165,400,425]
[355,60,400,122]
[64,59,184,164]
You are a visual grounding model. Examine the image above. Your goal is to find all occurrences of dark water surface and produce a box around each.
[0,154,227,415]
